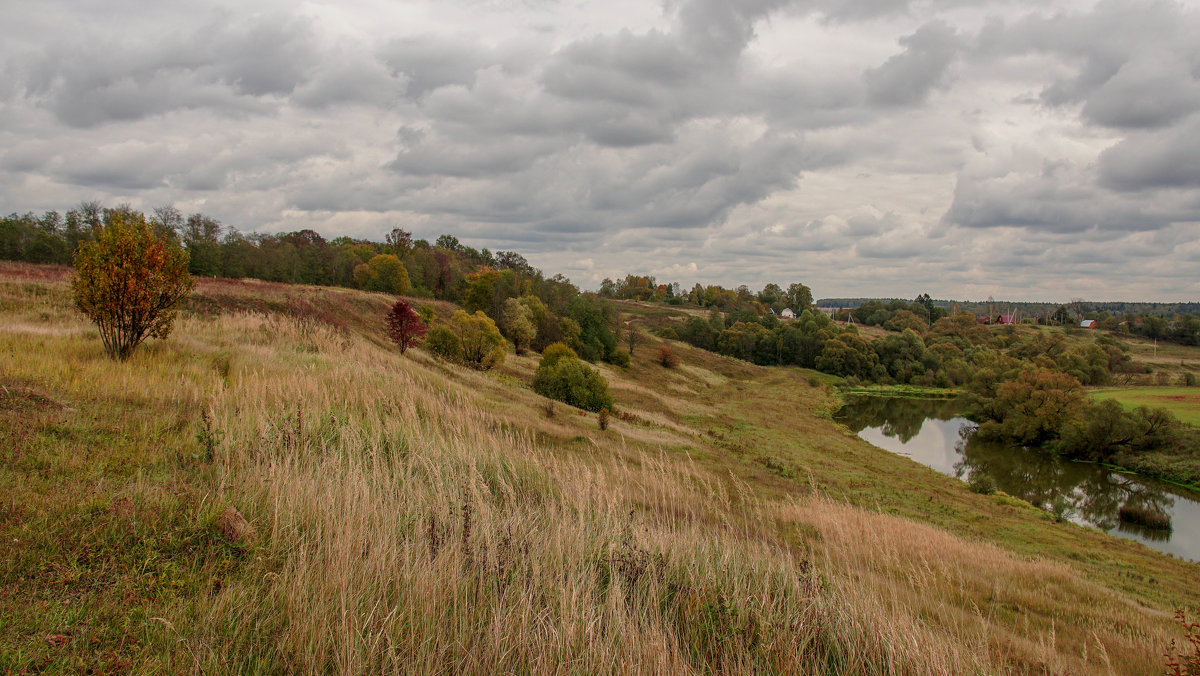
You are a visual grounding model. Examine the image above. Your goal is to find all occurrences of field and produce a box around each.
[3,261,1199,674]
[1091,387,1200,427]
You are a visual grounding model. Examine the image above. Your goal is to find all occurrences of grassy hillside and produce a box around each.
[3,261,1198,674]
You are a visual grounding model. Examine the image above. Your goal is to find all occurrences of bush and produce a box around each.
[598,408,610,430]
[1186,371,1197,387]
[72,210,194,360]
[425,326,462,361]
[658,326,679,340]
[967,473,996,495]
[657,345,679,368]
[540,342,578,369]
[532,351,613,412]
[607,349,631,368]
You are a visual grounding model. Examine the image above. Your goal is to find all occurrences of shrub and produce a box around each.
[1163,609,1200,676]
[598,408,610,430]
[425,326,462,362]
[657,345,679,368]
[385,300,428,354]
[1186,372,1197,387]
[967,473,996,495]
[607,349,631,368]
[540,342,578,369]
[72,210,194,360]
[658,326,679,340]
[533,350,613,412]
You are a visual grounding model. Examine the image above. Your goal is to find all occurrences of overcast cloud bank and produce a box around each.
[2,0,1198,301]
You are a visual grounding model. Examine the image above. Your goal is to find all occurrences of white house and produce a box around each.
[779,308,796,319]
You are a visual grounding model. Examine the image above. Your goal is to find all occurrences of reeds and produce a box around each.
[1118,503,1173,530]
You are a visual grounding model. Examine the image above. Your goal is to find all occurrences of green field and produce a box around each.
[1091,387,1200,426]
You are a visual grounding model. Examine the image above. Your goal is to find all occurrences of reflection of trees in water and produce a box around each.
[952,427,1174,532]
[837,396,961,443]
[841,395,1181,541]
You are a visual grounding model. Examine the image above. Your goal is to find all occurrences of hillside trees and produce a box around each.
[71,210,194,360]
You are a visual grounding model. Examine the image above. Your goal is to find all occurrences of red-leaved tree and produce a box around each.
[385,300,428,354]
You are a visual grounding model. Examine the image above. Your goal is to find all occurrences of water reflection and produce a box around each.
[837,395,1200,560]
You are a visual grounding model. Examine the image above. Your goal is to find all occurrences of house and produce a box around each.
[779,308,796,319]
[1080,319,1097,329]
[995,314,1015,325]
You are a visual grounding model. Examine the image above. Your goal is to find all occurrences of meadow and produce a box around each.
[1091,387,1200,427]
[2,261,1199,674]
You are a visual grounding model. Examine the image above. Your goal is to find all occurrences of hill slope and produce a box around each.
[2,262,1197,674]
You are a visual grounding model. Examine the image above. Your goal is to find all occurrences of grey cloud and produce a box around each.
[943,160,1194,234]
[17,13,318,127]
[675,0,793,61]
[978,2,1200,129]
[864,21,960,106]
[542,31,694,106]
[292,49,406,109]
[1098,117,1200,191]
[380,37,491,99]
[1079,55,1200,129]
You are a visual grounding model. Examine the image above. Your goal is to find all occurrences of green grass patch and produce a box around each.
[1090,387,1200,426]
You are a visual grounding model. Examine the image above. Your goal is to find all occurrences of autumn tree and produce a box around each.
[384,299,428,354]
[71,210,194,360]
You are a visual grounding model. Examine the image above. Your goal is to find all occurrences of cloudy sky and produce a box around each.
[2,0,1199,301]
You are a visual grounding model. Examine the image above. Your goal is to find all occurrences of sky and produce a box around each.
[2,0,1199,301]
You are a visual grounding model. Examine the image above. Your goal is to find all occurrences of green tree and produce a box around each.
[355,254,412,294]
[786,283,813,313]
[979,367,1086,445]
[182,213,223,277]
[500,297,536,353]
[452,310,507,369]
[532,346,613,412]
[71,211,194,360]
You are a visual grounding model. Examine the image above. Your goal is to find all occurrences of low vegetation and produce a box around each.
[4,261,1200,674]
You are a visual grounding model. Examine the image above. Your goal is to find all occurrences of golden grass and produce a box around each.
[3,264,1198,674]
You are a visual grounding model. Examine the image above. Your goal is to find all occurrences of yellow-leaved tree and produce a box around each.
[71,210,194,360]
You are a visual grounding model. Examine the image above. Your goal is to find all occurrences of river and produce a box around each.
[836,395,1200,561]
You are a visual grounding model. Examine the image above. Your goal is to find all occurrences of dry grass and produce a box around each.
[3,263,1198,674]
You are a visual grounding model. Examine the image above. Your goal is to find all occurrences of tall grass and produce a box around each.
[183,313,844,672]
[3,265,1195,674]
